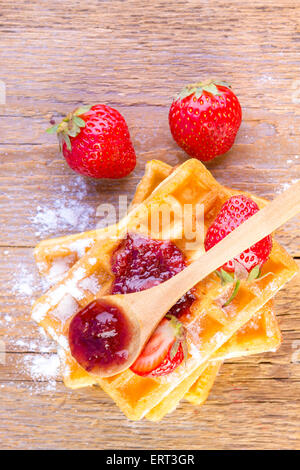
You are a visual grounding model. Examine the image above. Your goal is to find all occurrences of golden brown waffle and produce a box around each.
[183,302,280,409]
[184,361,222,406]
[148,300,280,421]
[34,160,281,409]
[32,159,297,420]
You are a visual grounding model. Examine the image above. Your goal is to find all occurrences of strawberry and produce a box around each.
[130,316,187,377]
[169,80,242,162]
[205,194,272,278]
[47,104,136,179]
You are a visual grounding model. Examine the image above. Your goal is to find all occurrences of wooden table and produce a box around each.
[0,0,299,450]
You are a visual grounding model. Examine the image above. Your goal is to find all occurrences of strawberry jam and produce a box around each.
[111,233,195,319]
[69,299,132,375]
[69,233,195,376]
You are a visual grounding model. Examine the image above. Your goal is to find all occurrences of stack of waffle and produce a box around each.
[32,159,298,421]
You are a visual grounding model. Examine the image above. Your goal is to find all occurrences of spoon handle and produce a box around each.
[157,180,300,308]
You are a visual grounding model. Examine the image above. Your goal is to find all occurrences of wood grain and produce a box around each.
[0,0,299,450]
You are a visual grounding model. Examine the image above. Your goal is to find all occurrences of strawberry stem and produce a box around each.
[45,105,92,152]
[223,279,240,307]
[216,268,235,285]
[166,314,188,364]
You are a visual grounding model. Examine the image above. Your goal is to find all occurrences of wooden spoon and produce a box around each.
[77,181,300,377]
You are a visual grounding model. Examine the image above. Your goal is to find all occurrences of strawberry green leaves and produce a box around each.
[59,133,71,151]
[216,264,264,307]
[215,269,240,307]
[177,79,228,100]
[200,82,221,96]
[73,105,92,116]
[214,80,231,89]
[46,124,59,134]
[73,116,85,127]
[169,340,181,360]
[166,314,188,364]
[223,280,240,307]
[247,265,261,281]
[216,268,235,285]
[46,105,92,152]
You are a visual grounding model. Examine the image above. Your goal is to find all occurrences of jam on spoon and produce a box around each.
[69,299,133,376]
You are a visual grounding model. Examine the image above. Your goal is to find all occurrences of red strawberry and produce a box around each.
[47,104,136,179]
[130,316,187,377]
[205,195,272,276]
[169,80,242,161]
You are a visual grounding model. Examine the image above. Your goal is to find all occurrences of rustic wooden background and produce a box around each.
[0,0,299,450]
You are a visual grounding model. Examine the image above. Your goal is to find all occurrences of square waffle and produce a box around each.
[34,161,281,402]
[31,159,298,420]
[34,161,281,415]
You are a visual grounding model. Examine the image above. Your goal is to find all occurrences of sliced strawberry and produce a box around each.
[205,195,272,275]
[204,195,273,306]
[130,317,186,378]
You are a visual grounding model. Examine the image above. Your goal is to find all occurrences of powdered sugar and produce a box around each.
[6,256,62,391]
[47,257,73,285]
[69,238,94,257]
[239,316,261,333]
[14,329,53,353]
[8,177,99,393]
[258,75,274,83]
[32,265,87,322]
[32,202,94,237]
[3,314,12,324]
[43,240,94,287]
[11,263,50,304]
[12,265,35,298]
[31,176,96,238]
[211,331,226,347]
[21,354,60,391]
[79,275,100,295]
[24,354,60,380]
[51,294,78,323]
[58,347,71,379]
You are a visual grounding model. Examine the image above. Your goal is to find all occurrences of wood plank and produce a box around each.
[0,2,300,111]
[0,382,299,450]
[0,0,299,451]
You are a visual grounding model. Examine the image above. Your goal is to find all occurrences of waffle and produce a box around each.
[31,159,298,420]
[184,361,222,406]
[184,300,279,408]
[148,300,280,421]
[34,160,281,408]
